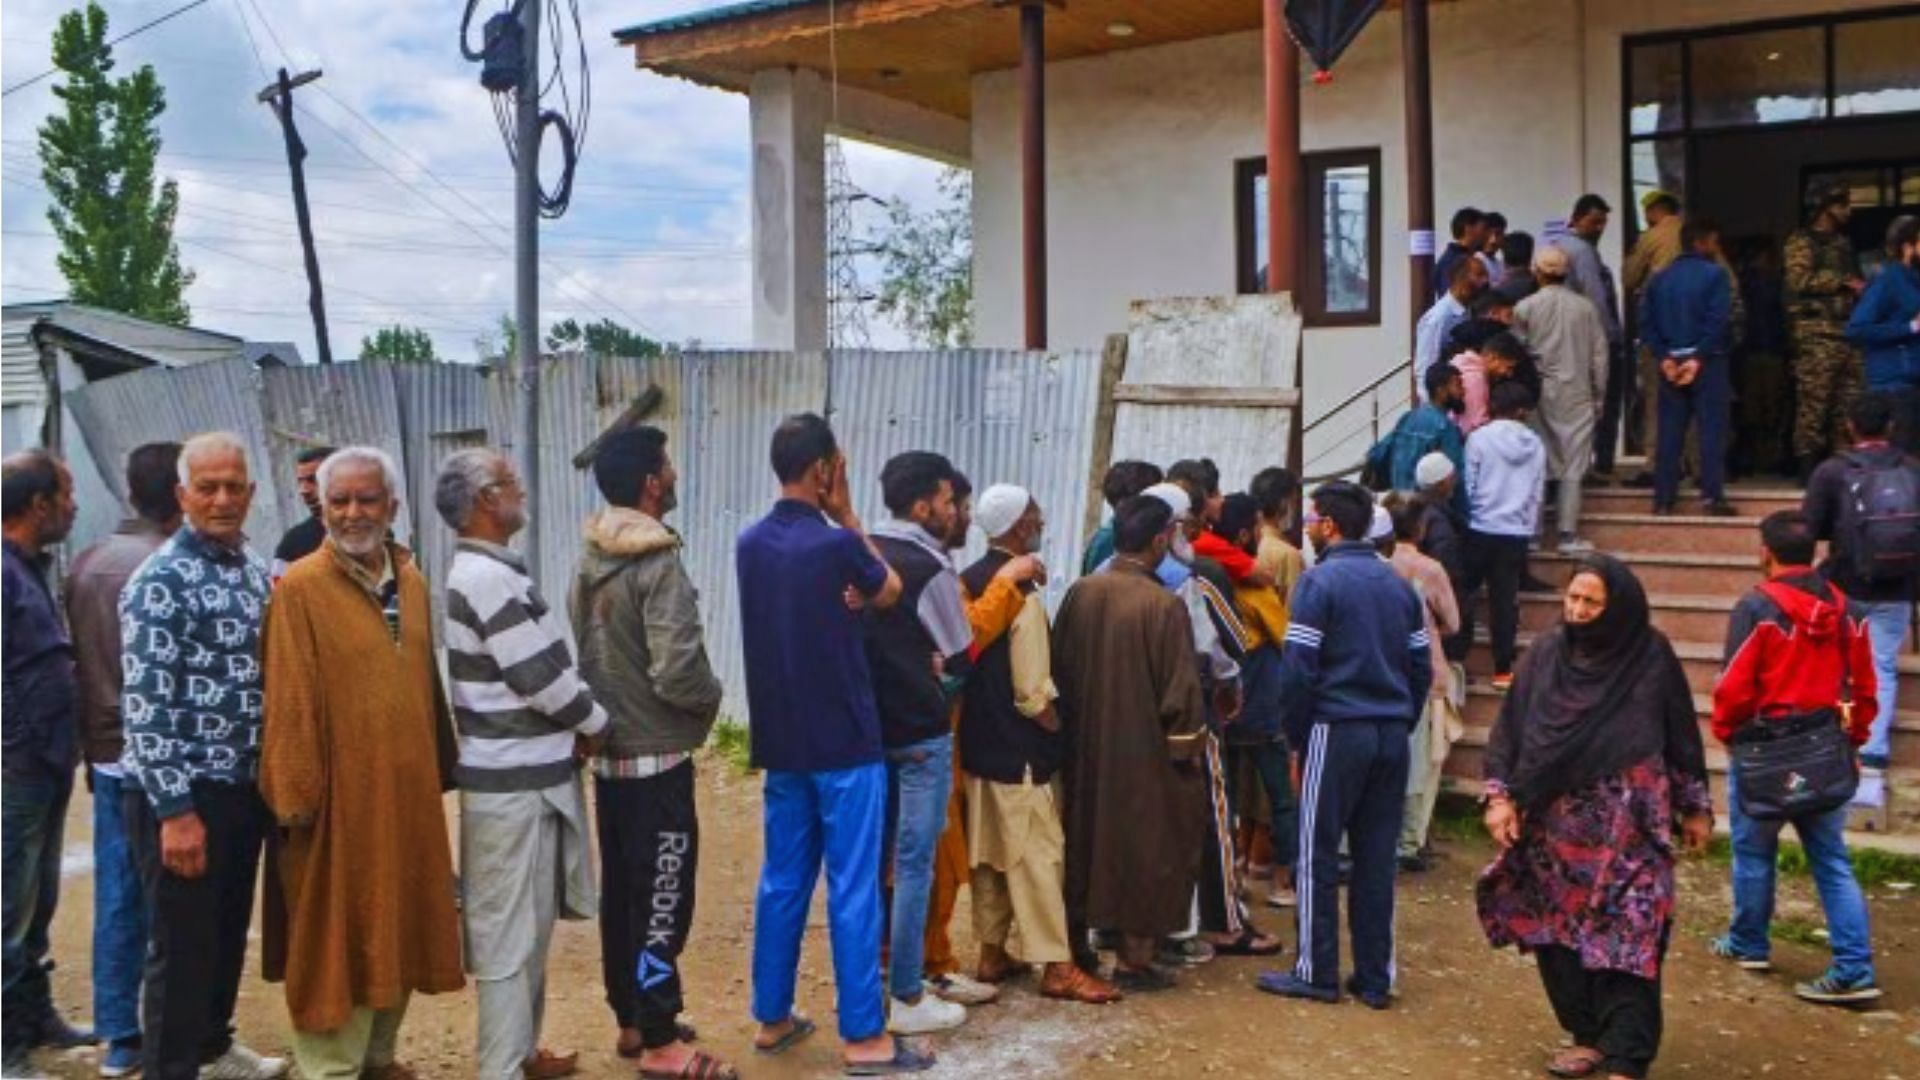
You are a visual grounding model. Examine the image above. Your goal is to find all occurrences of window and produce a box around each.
[1689,25,1824,128]
[1834,16,1920,118]
[1235,148,1381,327]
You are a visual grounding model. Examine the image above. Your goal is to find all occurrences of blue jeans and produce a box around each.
[91,769,147,1049]
[883,735,952,1002]
[2,765,72,1047]
[751,764,886,1043]
[1858,601,1906,763]
[1726,769,1876,984]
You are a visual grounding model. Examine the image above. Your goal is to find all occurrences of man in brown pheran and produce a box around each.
[260,446,463,1078]
[1052,494,1208,992]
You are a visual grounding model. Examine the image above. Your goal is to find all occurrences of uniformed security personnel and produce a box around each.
[1785,182,1867,480]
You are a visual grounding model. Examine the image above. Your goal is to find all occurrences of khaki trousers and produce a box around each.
[290,996,409,1079]
[967,778,1071,966]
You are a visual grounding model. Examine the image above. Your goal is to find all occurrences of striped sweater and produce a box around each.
[445,539,608,791]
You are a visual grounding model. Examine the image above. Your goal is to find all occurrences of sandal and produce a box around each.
[1546,1046,1603,1079]
[639,1050,738,1080]
[753,1015,817,1057]
[1210,929,1284,957]
[844,1035,936,1075]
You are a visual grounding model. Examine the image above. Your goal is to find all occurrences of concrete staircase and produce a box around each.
[1441,479,1920,844]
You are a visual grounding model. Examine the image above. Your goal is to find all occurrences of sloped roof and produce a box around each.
[1,301,248,407]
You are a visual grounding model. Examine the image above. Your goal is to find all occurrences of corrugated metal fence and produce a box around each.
[64,348,1108,721]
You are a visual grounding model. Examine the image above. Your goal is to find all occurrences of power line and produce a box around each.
[2,0,214,98]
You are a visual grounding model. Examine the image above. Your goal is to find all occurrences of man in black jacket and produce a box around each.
[866,452,975,1036]
[1801,393,1920,771]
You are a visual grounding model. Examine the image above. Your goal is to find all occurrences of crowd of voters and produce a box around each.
[1,192,1916,1080]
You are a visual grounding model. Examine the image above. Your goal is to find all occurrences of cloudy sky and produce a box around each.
[1,0,945,358]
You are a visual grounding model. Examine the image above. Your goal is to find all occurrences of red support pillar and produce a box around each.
[1020,2,1047,350]
[1403,0,1435,401]
[1264,0,1304,484]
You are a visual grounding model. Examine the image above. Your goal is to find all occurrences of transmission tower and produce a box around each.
[826,135,873,349]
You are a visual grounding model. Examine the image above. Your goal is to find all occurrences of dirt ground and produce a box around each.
[26,757,1920,1079]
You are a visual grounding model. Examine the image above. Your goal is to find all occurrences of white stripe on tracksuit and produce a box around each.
[1292,722,1330,984]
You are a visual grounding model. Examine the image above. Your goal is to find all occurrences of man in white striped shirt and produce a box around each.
[436,449,608,1080]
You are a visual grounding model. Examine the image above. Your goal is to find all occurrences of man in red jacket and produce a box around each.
[1709,510,1881,1006]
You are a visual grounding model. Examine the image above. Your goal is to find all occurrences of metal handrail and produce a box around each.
[1301,357,1413,436]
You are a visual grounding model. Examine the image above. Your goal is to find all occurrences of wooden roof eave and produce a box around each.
[622,0,991,66]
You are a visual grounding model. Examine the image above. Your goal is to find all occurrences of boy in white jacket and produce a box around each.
[1465,381,1547,690]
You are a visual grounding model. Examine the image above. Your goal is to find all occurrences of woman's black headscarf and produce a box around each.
[1483,554,1708,811]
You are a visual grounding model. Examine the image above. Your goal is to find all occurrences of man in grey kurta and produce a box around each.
[1555,195,1626,473]
[1515,246,1610,551]
[437,449,608,1080]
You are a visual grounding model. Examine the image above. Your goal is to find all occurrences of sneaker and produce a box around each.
[1253,971,1339,1003]
[1702,500,1739,518]
[1155,938,1215,967]
[1707,935,1772,972]
[1491,672,1514,693]
[100,1039,143,1078]
[887,993,966,1035]
[199,1042,290,1080]
[1396,851,1431,874]
[1344,975,1392,1011]
[926,972,999,1006]
[1266,884,1297,909]
[1794,972,1882,1007]
[1557,535,1596,555]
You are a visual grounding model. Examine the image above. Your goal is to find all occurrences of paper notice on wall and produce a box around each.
[1408,229,1435,256]
[1542,218,1571,245]
[983,367,1022,424]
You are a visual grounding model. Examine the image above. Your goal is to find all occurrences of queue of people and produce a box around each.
[0,371,1902,1080]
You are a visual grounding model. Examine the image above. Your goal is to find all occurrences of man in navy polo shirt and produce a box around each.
[738,414,935,1074]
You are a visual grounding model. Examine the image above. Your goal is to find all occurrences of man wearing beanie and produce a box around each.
[958,487,1120,1004]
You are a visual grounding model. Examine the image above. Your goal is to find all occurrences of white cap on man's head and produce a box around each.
[1142,482,1191,520]
[1368,504,1394,542]
[975,484,1031,539]
[1415,452,1456,490]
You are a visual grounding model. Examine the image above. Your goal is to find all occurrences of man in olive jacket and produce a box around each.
[569,425,729,1079]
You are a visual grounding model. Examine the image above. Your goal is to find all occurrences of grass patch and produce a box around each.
[1428,792,1488,844]
[1701,836,1920,888]
[707,717,754,774]
[1770,916,1828,948]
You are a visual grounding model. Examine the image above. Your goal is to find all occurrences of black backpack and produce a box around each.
[1839,450,1920,582]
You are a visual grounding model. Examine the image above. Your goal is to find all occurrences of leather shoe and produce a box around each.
[522,1049,578,1079]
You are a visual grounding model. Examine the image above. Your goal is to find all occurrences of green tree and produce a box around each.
[874,168,973,348]
[545,317,664,359]
[358,324,437,363]
[37,2,193,324]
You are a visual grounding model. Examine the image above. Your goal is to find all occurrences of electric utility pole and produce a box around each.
[513,0,541,573]
[257,67,332,364]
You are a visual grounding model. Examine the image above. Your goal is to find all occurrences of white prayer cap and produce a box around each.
[975,484,1032,539]
[1141,482,1191,521]
[1415,452,1456,490]
[1368,504,1394,542]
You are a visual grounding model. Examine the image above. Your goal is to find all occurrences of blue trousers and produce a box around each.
[751,764,887,1043]
[92,770,148,1049]
[1858,602,1906,763]
[1726,770,1876,984]
[1,763,72,1049]
[882,736,951,1002]
[1653,366,1729,506]
[1292,720,1409,996]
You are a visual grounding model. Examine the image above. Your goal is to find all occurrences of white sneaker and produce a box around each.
[198,1043,289,1080]
[926,972,999,1005]
[1558,536,1596,555]
[888,992,967,1034]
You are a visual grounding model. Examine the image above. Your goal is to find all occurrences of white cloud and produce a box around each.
[2,0,954,357]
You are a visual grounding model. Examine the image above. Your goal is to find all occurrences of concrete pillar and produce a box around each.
[749,68,828,351]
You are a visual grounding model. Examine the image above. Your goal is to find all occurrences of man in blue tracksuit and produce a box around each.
[1255,481,1430,1010]
[1847,215,1920,453]
[1640,217,1735,516]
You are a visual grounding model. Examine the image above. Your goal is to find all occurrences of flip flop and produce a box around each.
[753,1015,817,1057]
[844,1036,936,1075]
[639,1049,738,1080]
[1546,1047,1603,1078]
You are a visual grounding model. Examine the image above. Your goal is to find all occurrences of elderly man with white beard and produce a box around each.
[436,449,608,1080]
[261,446,464,1079]
[118,431,287,1080]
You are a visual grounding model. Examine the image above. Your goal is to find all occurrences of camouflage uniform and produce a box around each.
[1785,225,1862,458]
